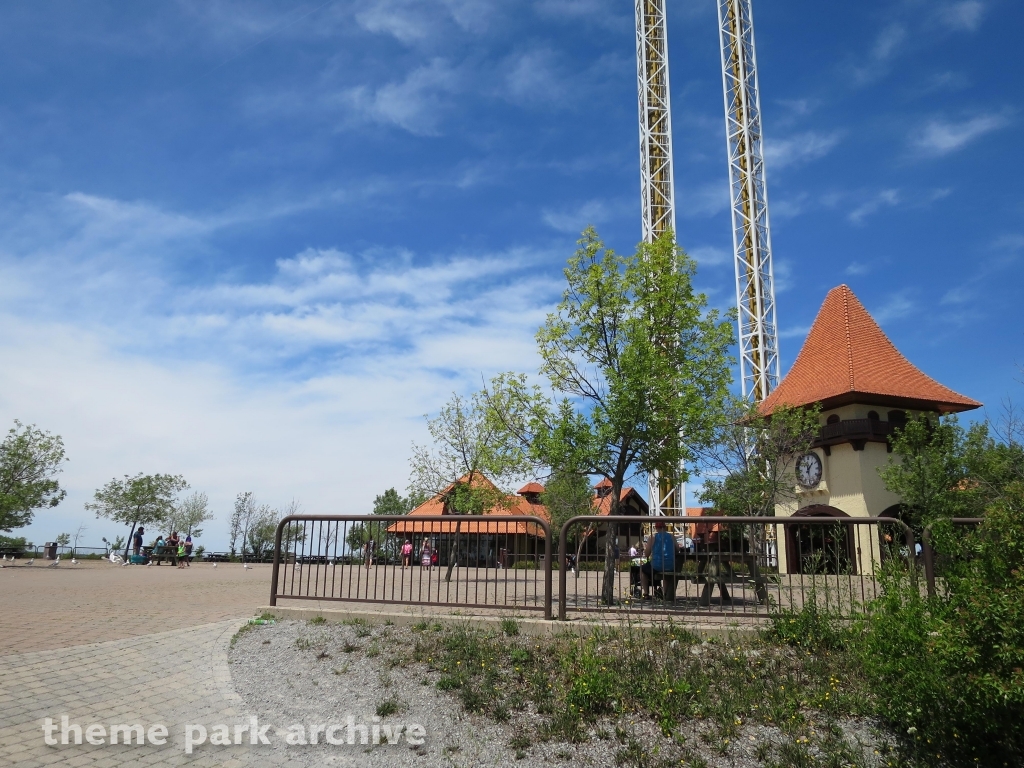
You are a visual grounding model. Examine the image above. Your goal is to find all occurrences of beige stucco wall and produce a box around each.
[774,404,921,575]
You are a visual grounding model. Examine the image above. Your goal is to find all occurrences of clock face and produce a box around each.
[796,452,823,489]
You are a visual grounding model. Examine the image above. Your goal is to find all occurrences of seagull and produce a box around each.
[147,560,153,566]
[25,559,34,566]
[47,556,60,568]
[121,561,129,567]
[109,553,124,565]
[212,562,218,568]
[243,564,252,570]
[71,558,78,565]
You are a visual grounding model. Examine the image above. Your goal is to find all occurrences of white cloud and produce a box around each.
[688,245,730,268]
[678,181,729,219]
[849,189,900,224]
[0,190,564,550]
[937,1,986,32]
[779,325,811,339]
[845,261,871,276]
[342,58,463,135]
[871,293,915,325]
[541,199,621,233]
[764,131,842,171]
[912,113,1009,156]
[504,48,566,106]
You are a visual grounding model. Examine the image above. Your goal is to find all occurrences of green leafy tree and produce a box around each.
[85,473,188,560]
[0,420,68,531]
[880,412,1023,530]
[55,532,70,548]
[168,491,214,538]
[487,228,734,603]
[409,391,533,582]
[541,468,594,572]
[698,400,821,518]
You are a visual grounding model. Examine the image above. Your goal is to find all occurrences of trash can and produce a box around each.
[44,542,58,560]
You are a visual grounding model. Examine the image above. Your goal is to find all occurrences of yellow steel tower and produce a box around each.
[635,0,683,517]
[718,0,780,403]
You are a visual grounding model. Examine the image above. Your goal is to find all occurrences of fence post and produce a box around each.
[558,519,569,620]
[543,520,553,621]
[269,516,290,607]
[922,525,936,598]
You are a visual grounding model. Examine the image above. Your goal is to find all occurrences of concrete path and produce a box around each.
[0,621,263,767]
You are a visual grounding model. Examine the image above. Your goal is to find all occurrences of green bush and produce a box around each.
[858,496,1024,766]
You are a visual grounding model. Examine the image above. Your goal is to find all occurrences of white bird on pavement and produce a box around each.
[47,556,60,568]
[25,559,34,566]
[243,563,252,570]
[212,562,218,568]
[147,560,153,566]
[71,558,78,565]
[109,553,124,565]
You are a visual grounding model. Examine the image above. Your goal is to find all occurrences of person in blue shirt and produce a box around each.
[641,520,676,600]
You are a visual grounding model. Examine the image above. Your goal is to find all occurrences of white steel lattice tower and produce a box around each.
[718,0,780,402]
[636,0,683,517]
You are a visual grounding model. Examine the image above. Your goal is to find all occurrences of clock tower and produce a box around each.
[760,285,981,574]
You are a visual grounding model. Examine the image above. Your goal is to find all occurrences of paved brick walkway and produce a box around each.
[0,561,271,655]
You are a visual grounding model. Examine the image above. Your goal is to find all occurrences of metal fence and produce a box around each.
[922,517,984,597]
[271,513,921,623]
[270,514,553,619]
[556,515,916,621]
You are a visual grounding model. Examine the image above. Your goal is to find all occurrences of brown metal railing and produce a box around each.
[556,515,916,621]
[270,514,553,619]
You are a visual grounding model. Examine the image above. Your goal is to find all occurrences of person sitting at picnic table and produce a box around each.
[640,520,676,600]
[153,534,165,552]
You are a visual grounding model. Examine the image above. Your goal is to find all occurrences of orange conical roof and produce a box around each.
[760,285,981,415]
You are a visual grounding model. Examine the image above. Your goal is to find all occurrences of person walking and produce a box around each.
[401,540,413,569]
[420,537,432,571]
[363,538,375,569]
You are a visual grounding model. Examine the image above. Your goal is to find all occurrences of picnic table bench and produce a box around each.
[687,550,770,605]
[146,547,178,565]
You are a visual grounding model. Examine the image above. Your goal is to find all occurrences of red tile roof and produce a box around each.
[760,285,981,415]
[517,482,545,495]
[387,474,549,536]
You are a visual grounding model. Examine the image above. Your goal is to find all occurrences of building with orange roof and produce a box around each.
[386,474,649,567]
[385,473,647,569]
[765,285,980,574]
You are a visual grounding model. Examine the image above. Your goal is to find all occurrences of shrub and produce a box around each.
[858,496,1024,766]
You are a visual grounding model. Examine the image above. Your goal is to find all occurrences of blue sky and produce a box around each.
[1,0,1021,549]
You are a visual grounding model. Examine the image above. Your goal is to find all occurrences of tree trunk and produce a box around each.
[124,523,136,561]
[444,518,461,583]
[600,487,621,605]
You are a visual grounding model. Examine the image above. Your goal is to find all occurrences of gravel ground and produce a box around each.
[228,619,891,768]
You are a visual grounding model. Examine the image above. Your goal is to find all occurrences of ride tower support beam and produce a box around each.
[717,0,780,403]
[635,0,683,517]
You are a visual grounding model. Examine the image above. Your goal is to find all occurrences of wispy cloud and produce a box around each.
[849,189,900,224]
[912,113,1010,156]
[678,181,729,219]
[871,292,916,324]
[688,245,731,268]
[765,131,842,171]
[541,199,622,233]
[845,261,871,276]
[343,58,463,135]
[937,1,986,32]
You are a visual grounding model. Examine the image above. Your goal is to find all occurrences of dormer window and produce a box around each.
[826,414,840,425]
